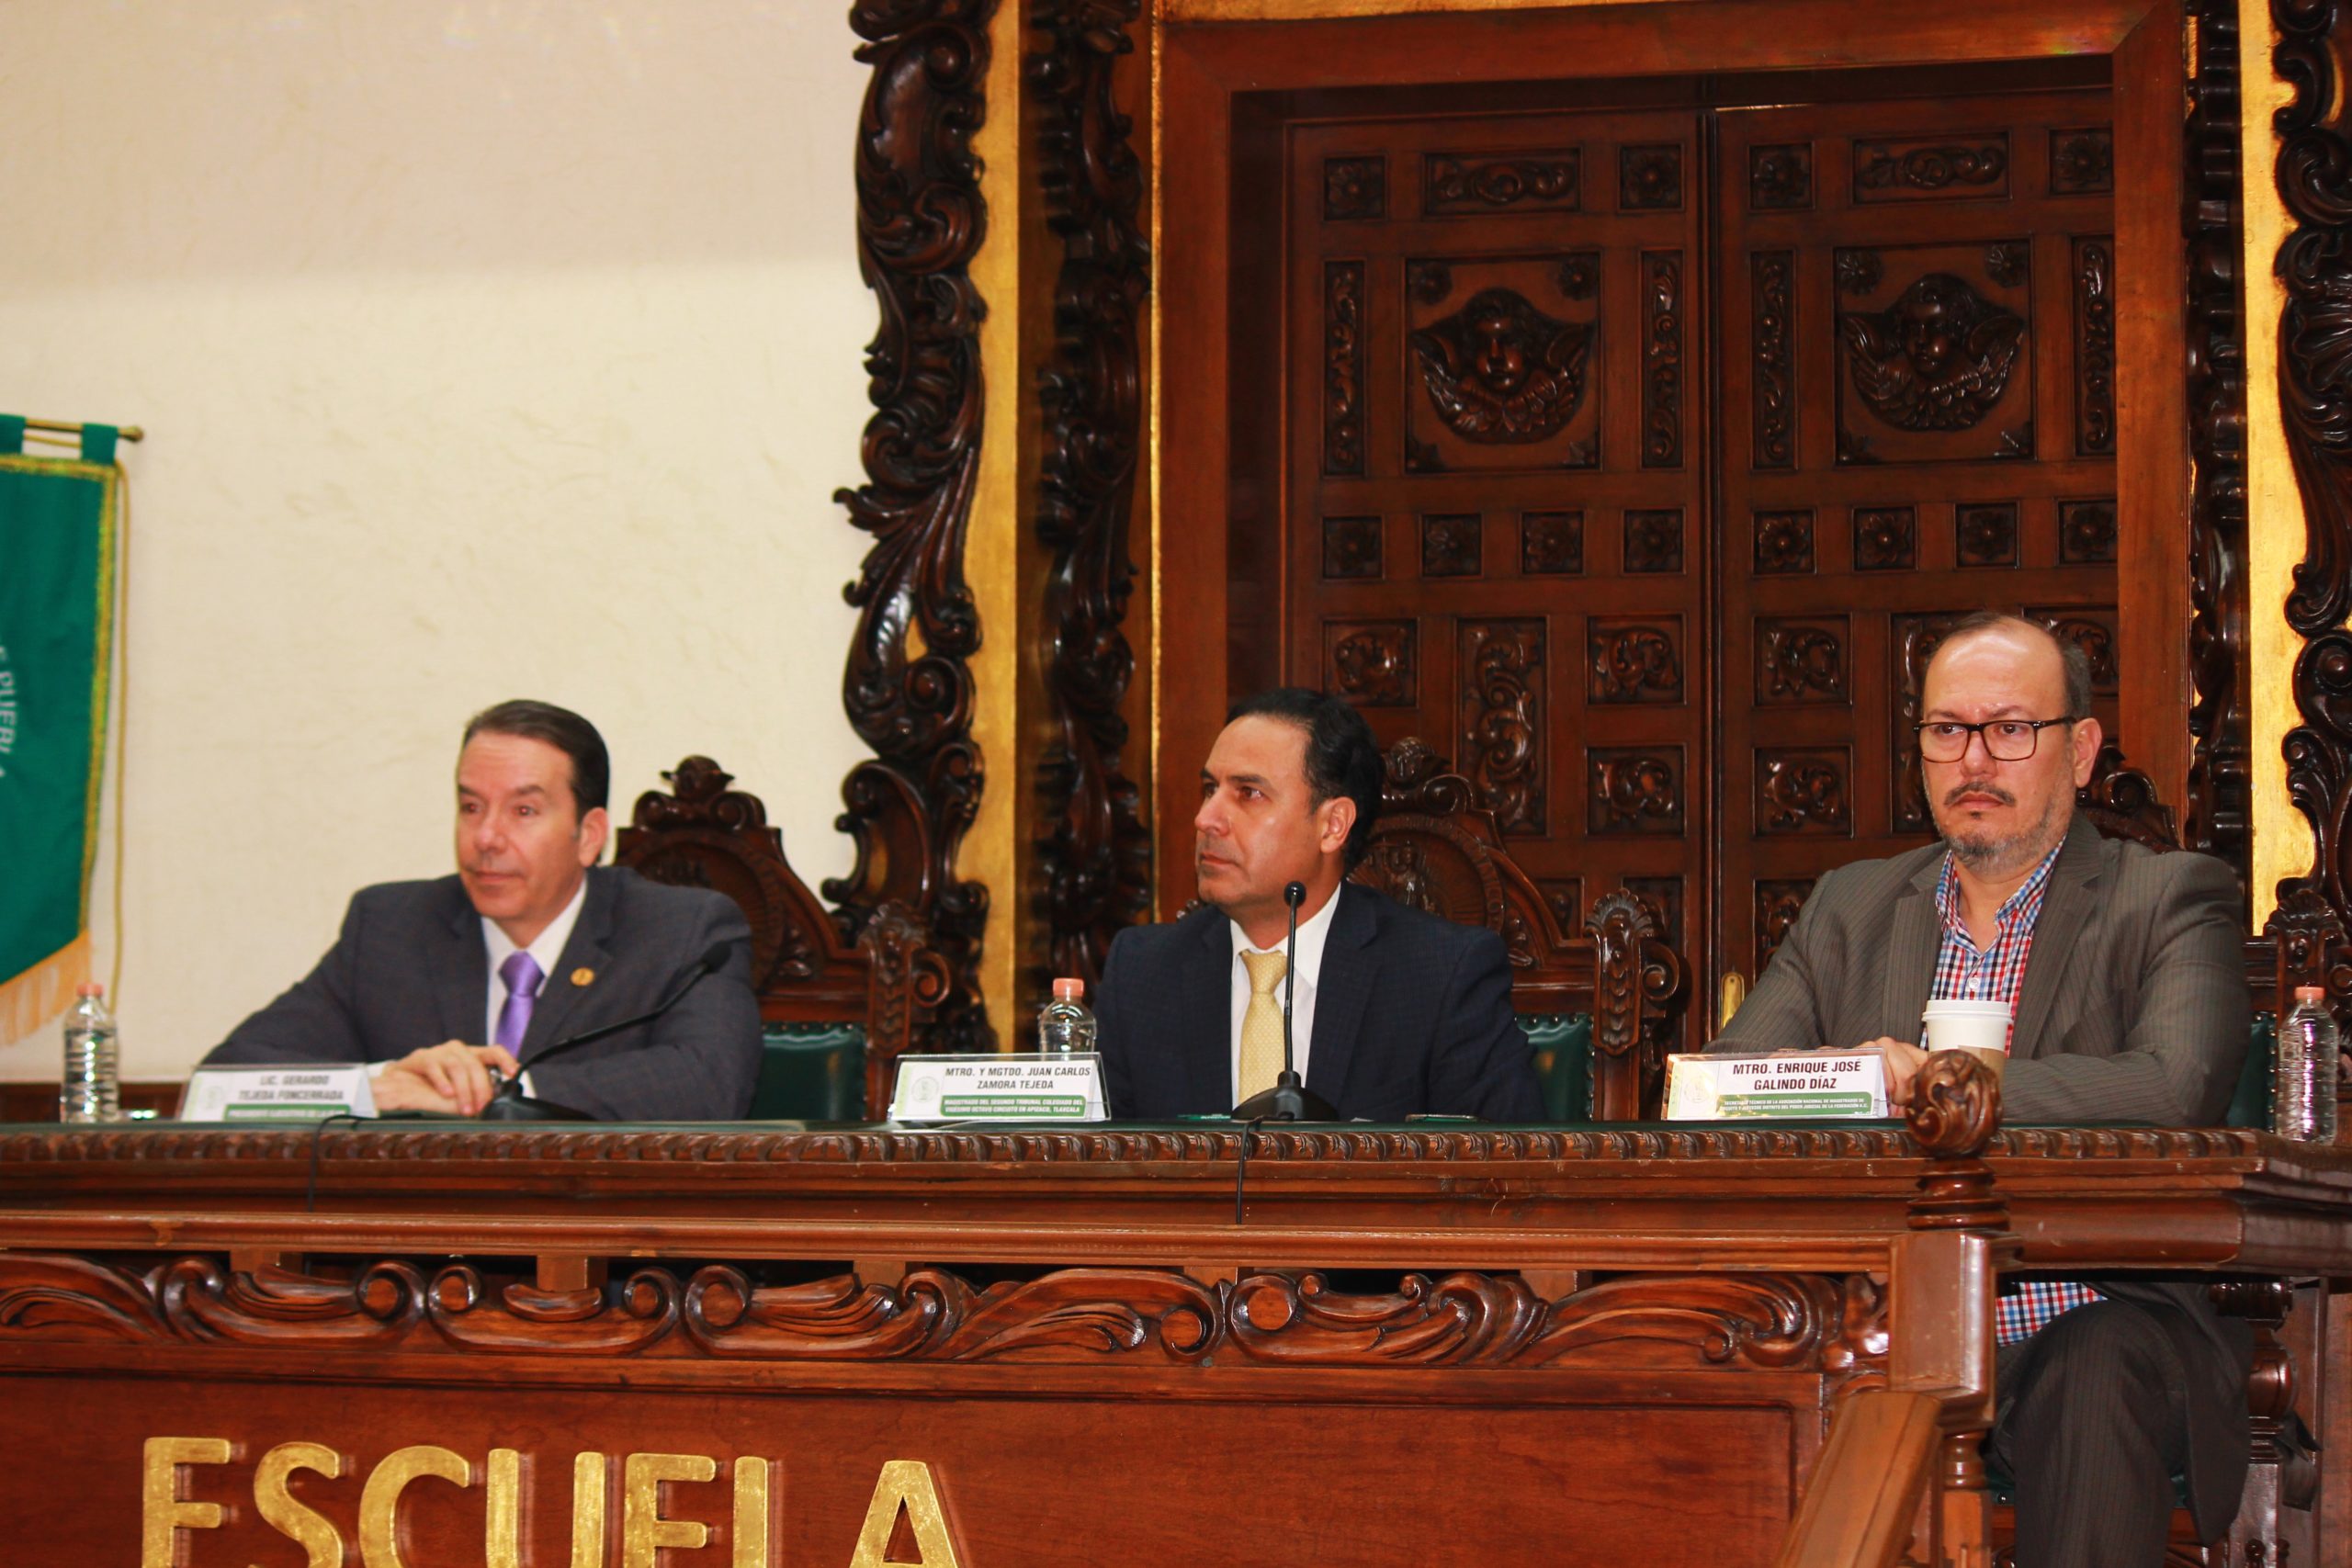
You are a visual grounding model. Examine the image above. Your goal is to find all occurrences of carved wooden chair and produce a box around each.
[1346,739,1685,1120]
[614,756,949,1120]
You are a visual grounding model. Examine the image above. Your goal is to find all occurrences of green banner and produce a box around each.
[0,438,116,1041]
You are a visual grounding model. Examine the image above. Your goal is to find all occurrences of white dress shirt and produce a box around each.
[1226,888,1339,1102]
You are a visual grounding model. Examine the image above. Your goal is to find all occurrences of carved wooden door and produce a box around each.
[1286,107,1707,964]
[1275,85,2120,1034]
[1715,90,2120,996]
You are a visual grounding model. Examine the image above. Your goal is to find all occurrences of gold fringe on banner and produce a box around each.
[0,931,90,1046]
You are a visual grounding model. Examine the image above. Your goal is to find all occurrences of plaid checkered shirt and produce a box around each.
[1931,841,2103,1345]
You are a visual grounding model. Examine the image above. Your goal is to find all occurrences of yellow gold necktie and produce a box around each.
[1238,950,1289,1101]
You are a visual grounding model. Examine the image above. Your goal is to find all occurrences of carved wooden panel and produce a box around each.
[1625,508,1683,573]
[1753,250,1797,468]
[1758,750,1854,836]
[1424,149,1578,216]
[1852,505,1917,571]
[1755,509,1815,573]
[1421,511,1483,576]
[1957,502,2020,567]
[1643,250,1684,467]
[1834,244,2033,465]
[1521,509,1583,574]
[1589,747,1685,836]
[1327,620,1418,706]
[1404,256,1601,468]
[1851,132,2010,202]
[1246,70,2174,1058]
[1757,618,1850,705]
[2050,127,2113,194]
[2060,497,2118,564]
[1325,260,1368,475]
[1324,154,1386,220]
[1589,617,1684,705]
[1750,144,1814,211]
[1324,514,1383,579]
[2073,235,2117,456]
[1717,85,2121,996]
[1461,619,1547,833]
[1283,104,1703,1014]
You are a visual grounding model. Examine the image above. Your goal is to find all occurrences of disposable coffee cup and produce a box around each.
[1919,998,2011,1080]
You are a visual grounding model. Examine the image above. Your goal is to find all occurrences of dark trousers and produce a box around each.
[1984,1299,2191,1568]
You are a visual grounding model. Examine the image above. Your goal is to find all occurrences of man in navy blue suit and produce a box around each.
[1096,687,1543,1122]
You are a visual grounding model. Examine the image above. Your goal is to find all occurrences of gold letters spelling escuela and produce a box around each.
[141,1438,962,1568]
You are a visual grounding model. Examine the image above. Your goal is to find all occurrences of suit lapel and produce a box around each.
[435,880,489,1044]
[1182,911,1235,1112]
[1880,855,1942,1045]
[1304,885,1376,1106]
[2009,817,2102,1061]
[519,869,614,1066]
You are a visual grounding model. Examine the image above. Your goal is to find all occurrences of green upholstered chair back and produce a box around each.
[1523,1012,1595,1122]
[752,1023,869,1122]
[2228,1015,2276,1132]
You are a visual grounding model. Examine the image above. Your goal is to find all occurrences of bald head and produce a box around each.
[1923,613,2090,723]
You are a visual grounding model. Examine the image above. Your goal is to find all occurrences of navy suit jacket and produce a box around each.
[1095,884,1544,1122]
[207,865,763,1121]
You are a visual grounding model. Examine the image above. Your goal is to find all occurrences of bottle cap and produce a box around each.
[1052,977,1085,1000]
[74,983,103,998]
[2295,985,2327,1003]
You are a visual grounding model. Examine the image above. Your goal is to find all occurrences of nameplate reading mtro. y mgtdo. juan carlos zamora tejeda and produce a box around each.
[141,1438,965,1568]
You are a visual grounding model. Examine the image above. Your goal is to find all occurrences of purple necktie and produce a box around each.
[494,951,543,1050]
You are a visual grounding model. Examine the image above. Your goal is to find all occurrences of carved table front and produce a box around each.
[0,1117,2346,1567]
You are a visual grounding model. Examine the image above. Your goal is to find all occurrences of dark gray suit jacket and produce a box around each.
[1713,813,2254,1533]
[1095,883,1544,1122]
[208,866,763,1121]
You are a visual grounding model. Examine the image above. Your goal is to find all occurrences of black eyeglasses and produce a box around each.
[1915,717,2076,763]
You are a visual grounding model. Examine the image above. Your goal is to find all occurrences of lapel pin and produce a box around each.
[571,967,595,987]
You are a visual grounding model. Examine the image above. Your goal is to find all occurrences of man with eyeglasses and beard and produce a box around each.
[1711,612,2252,1568]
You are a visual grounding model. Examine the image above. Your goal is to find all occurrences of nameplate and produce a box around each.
[180,1064,377,1122]
[889,1053,1106,1122]
[1663,1050,1888,1121]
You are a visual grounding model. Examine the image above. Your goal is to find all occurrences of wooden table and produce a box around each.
[1,1060,2346,1567]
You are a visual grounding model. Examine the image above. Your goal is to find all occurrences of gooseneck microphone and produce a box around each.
[1230,881,1339,1122]
[477,942,732,1122]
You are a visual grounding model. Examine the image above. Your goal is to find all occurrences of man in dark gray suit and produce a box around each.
[1713,613,2252,1567]
[207,700,762,1121]
[1096,688,1542,1122]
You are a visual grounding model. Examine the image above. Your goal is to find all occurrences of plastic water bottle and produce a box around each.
[59,982,122,1124]
[1037,978,1097,1056]
[2275,985,2340,1144]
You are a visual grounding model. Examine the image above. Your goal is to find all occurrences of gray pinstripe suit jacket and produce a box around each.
[208,866,763,1121]
[1713,814,2249,1125]
[1713,812,2255,1533]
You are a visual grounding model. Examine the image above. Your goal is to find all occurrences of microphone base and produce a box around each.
[1228,1076,1339,1122]
[477,1090,596,1123]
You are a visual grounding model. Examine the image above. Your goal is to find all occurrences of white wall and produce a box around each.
[0,2,876,1077]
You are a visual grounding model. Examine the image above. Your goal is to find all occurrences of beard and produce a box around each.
[1936,778,2069,878]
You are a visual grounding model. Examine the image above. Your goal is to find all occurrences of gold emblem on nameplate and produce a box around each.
[571,967,594,987]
